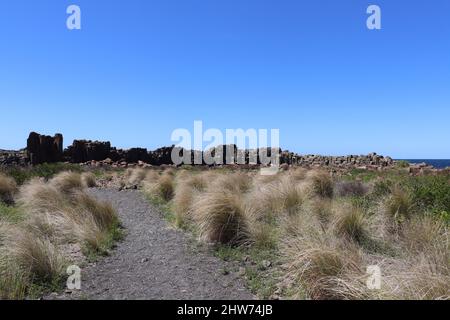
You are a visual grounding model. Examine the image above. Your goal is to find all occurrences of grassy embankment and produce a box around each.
[125,165,449,300]
[0,165,122,299]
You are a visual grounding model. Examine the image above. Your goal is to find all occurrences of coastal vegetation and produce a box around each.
[0,162,448,300]
[135,166,449,300]
[0,170,121,299]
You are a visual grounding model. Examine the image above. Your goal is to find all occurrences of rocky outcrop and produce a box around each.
[65,142,155,165]
[124,148,150,163]
[0,149,27,166]
[0,132,404,172]
[149,146,176,165]
[65,140,111,163]
[280,151,394,169]
[27,132,63,165]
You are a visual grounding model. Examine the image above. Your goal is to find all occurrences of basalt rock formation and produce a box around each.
[0,149,28,166]
[65,140,112,163]
[0,132,410,172]
[27,132,63,165]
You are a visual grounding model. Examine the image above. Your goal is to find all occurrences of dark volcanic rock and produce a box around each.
[125,148,150,163]
[2,132,399,172]
[149,146,175,165]
[27,132,63,165]
[65,140,111,163]
[0,149,27,166]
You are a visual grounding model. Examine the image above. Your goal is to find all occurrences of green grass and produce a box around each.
[404,175,450,215]
[213,244,280,299]
[344,169,450,221]
[82,221,124,262]
[26,272,67,299]
[0,203,24,223]
[244,266,279,299]
[1,163,83,185]
[214,245,245,262]
[396,160,410,168]
[144,194,176,224]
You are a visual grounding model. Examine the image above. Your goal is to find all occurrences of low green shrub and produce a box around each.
[1,163,82,185]
[405,175,450,216]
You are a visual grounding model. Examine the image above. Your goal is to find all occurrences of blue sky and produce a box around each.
[0,0,449,158]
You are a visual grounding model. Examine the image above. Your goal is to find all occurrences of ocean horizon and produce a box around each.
[398,159,450,169]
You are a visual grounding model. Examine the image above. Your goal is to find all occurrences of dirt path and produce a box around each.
[59,189,253,300]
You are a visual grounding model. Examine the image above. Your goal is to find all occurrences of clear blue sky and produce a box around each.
[1,0,449,158]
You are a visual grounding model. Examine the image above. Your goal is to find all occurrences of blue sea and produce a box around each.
[398,160,450,169]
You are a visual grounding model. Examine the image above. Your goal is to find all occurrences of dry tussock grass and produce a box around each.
[0,172,17,204]
[82,172,97,188]
[378,252,450,300]
[4,230,65,281]
[143,172,174,201]
[282,231,369,299]
[172,174,208,227]
[248,174,309,218]
[0,171,120,298]
[308,197,333,227]
[145,167,449,300]
[193,189,250,245]
[49,171,84,194]
[384,185,414,222]
[287,167,307,181]
[126,168,149,186]
[17,178,66,213]
[0,248,29,299]
[209,171,252,194]
[332,204,368,243]
[307,170,334,198]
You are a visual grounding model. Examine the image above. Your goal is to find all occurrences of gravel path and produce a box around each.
[61,189,253,300]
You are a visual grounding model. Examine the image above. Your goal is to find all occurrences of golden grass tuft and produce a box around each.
[308,171,334,198]
[250,175,308,217]
[143,173,175,201]
[333,205,368,242]
[18,177,119,253]
[126,168,149,186]
[144,170,160,182]
[17,178,65,213]
[172,174,208,227]
[384,186,414,222]
[209,172,252,194]
[5,230,65,282]
[49,171,84,194]
[283,238,367,299]
[401,215,448,253]
[74,192,118,232]
[193,190,250,244]
[309,198,333,227]
[0,248,29,299]
[0,170,121,298]
[172,185,195,227]
[380,253,450,300]
[0,172,17,204]
[287,167,307,181]
[82,172,97,188]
